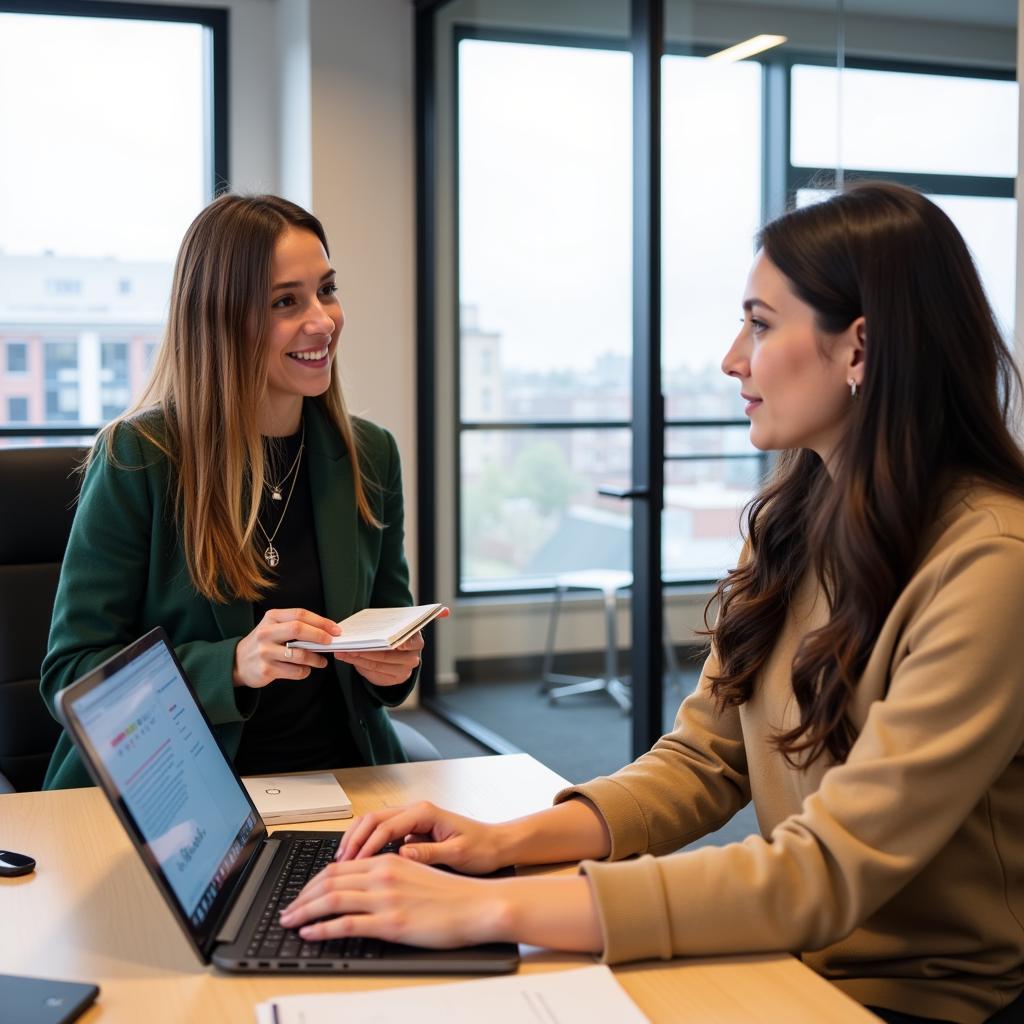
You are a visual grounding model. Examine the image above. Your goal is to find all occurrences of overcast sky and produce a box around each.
[0,13,206,263]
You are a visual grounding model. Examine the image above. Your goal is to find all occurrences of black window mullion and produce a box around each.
[629,0,664,758]
[415,2,439,699]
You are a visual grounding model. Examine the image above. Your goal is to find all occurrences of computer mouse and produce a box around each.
[0,850,36,877]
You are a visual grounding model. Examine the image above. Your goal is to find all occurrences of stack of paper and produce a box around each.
[254,965,649,1023]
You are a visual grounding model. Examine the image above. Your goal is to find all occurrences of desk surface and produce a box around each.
[2,754,876,1022]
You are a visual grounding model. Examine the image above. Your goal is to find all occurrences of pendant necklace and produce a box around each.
[257,422,305,567]
[266,428,305,501]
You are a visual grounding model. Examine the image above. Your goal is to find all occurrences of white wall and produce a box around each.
[298,0,418,590]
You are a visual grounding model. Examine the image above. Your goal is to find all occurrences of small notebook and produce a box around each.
[241,773,353,825]
[287,604,446,653]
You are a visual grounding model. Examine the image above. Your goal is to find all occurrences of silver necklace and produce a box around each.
[257,423,305,567]
[266,426,305,501]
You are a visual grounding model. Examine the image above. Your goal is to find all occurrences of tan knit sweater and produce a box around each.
[557,485,1024,1023]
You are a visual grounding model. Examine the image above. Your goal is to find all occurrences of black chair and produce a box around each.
[0,445,89,793]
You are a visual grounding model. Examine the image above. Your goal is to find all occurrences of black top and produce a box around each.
[233,429,358,774]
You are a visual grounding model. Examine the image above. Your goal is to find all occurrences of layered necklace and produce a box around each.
[257,422,305,567]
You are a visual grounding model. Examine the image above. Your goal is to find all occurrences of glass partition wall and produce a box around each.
[415,0,1018,785]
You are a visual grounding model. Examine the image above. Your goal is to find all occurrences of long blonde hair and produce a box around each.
[98,194,380,603]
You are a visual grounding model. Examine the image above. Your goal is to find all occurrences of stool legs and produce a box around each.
[546,584,631,713]
[542,586,681,713]
[539,584,566,692]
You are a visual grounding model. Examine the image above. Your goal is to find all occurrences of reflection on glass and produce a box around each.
[791,65,1018,177]
[0,12,210,426]
[662,54,762,422]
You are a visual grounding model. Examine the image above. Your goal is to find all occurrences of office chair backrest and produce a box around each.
[0,444,89,791]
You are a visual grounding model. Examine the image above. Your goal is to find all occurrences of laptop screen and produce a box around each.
[59,629,265,957]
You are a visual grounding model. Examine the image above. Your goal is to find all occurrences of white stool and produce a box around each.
[541,569,680,714]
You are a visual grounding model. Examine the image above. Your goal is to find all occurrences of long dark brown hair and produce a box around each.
[708,182,1024,766]
[99,194,380,603]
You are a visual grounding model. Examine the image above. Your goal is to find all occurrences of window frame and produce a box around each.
[0,0,229,441]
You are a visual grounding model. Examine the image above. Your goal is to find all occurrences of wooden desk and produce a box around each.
[2,754,875,1022]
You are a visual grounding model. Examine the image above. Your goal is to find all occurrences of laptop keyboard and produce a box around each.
[245,835,384,961]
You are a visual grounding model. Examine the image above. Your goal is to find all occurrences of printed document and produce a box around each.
[254,965,649,1024]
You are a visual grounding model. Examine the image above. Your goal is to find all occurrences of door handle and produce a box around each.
[598,485,650,500]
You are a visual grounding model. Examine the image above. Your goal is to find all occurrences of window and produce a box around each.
[6,341,27,374]
[457,36,633,592]
[791,65,1017,177]
[45,279,82,297]
[44,340,79,422]
[0,1,226,433]
[100,340,131,421]
[7,396,27,422]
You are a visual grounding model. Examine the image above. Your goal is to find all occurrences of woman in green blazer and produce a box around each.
[41,195,420,789]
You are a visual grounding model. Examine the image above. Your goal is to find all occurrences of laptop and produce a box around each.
[55,627,519,974]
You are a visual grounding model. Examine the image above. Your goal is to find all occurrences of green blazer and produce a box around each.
[41,399,414,790]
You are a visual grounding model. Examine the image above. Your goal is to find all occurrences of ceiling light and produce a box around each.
[706,34,787,63]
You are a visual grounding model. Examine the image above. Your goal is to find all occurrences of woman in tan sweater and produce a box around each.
[281,184,1024,1024]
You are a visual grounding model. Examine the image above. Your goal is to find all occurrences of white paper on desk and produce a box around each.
[254,965,649,1024]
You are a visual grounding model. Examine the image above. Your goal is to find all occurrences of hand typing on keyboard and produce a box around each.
[277,803,606,955]
[277,847,516,950]
[333,800,509,875]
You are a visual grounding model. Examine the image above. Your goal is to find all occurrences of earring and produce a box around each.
[848,379,858,399]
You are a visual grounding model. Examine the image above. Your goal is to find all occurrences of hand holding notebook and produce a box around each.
[287,604,448,653]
